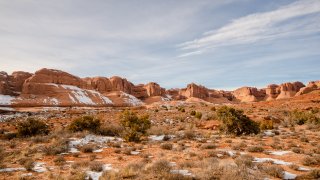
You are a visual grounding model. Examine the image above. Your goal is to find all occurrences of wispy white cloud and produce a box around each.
[178,0,320,57]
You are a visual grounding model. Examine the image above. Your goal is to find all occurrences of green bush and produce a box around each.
[260,120,273,130]
[290,110,320,125]
[217,106,260,136]
[68,116,101,133]
[195,112,202,119]
[120,110,151,142]
[17,118,49,137]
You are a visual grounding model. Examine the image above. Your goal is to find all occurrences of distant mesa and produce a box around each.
[0,68,319,107]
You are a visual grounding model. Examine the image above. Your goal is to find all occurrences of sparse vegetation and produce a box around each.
[120,110,151,142]
[68,115,101,133]
[17,118,49,137]
[217,106,260,135]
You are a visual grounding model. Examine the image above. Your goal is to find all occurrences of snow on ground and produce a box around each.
[121,92,144,106]
[86,164,112,180]
[298,167,310,171]
[62,85,96,105]
[0,167,25,172]
[33,162,47,173]
[0,94,15,105]
[264,130,275,136]
[170,169,193,176]
[69,134,122,153]
[148,135,175,141]
[269,151,291,156]
[0,107,15,111]
[283,171,297,180]
[253,157,292,165]
[88,90,113,104]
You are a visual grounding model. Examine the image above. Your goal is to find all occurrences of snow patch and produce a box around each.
[69,134,122,153]
[33,162,47,173]
[0,167,25,172]
[170,169,193,176]
[121,92,144,106]
[283,171,297,180]
[86,164,112,180]
[298,167,310,171]
[0,107,15,111]
[253,157,292,165]
[0,94,15,105]
[61,85,95,105]
[269,151,291,156]
[149,135,175,141]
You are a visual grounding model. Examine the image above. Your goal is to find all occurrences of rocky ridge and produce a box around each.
[0,68,319,107]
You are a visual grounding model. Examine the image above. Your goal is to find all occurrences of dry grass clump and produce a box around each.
[42,138,69,155]
[53,155,66,166]
[231,141,247,150]
[258,164,284,178]
[67,170,87,180]
[90,161,104,172]
[160,143,173,150]
[18,157,35,171]
[302,155,320,166]
[247,146,264,152]
[183,130,196,140]
[292,147,304,154]
[79,144,96,153]
[200,143,216,149]
[296,169,320,180]
[235,154,254,168]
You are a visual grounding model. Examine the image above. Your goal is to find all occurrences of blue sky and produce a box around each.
[0,0,319,90]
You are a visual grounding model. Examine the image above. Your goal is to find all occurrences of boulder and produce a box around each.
[296,80,320,96]
[131,84,148,99]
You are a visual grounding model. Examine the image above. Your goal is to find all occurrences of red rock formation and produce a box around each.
[232,87,266,102]
[10,71,33,93]
[131,84,148,99]
[82,77,112,92]
[109,76,134,94]
[26,68,84,86]
[0,71,11,95]
[296,80,320,96]
[276,81,305,99]
[180,83,209,99]
[265,84,280,101]
[144,82,164,97]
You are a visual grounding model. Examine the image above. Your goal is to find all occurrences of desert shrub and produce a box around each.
[195,112,202,119]
[79,144,95,153]
[296,169,320,180]
[53,155,66,166]
[235,154,254,168]
[90,161,104,172]
[18,157,35,171]
[42,138,69,155]
[68,116,101,133]
[247,146,264,152]
[200,143,216,149]
[68,171,87,180]
[190,110,196,116]
[260,120,273,130]
[1,132,17,140]
[120,110,151,142]
[290,110,320,125]
[183,130,196,139]
[98,124,123,136]
[148,160,171,174]
[231,141,247,150]
[32,136,49,143]
[17,118,49,137]
[258,164,284,178]
[217,106,260,135]
[302,155,320,166]
[292,147,304,154]
[160,143,173,150]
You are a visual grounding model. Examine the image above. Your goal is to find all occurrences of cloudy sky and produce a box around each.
[0,0,319,90]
